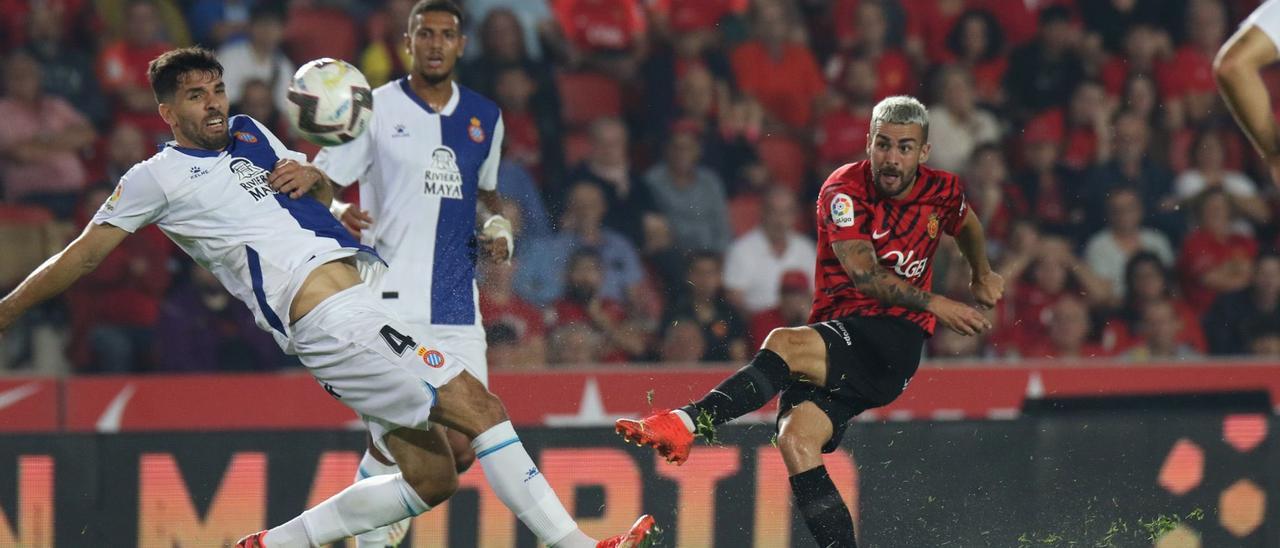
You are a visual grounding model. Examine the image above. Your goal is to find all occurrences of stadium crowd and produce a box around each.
[2,0,1280,374]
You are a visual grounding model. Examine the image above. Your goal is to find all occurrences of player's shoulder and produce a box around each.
[820,160,871,198]
[919,163,965,198]
[228,114,270,140]
[455,83,501,120]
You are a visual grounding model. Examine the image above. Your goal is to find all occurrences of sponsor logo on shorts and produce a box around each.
[417,347,446,368]
[322,382,342,399]
[821,321,853,347]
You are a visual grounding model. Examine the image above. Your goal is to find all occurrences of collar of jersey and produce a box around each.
[399,77,460,116]
[163,141,224,158]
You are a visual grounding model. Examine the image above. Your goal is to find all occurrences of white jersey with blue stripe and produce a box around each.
[315,79,502,330]
[91,115,381,352]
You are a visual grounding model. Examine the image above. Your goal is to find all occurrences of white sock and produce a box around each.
[353,450,402,547]
[265,473,430,547]
[673,408,696,433]
[471,421,592,547]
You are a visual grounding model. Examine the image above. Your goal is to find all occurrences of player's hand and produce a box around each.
[970,271,1005,309]
[479,215,513,263]
[927,296,992,337]
[269,159,324,199]
[332,201,374,237]
[478,234,511,262]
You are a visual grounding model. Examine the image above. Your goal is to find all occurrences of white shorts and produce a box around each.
[1244,0,1280,50]
[290,284,466,458]
[404,323,489,387]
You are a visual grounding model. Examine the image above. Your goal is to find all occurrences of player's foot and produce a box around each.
[616,410,694,465]
[235,530,268,548]
[596,514,657,548]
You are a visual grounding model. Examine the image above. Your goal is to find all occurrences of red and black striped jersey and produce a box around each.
[808,160,969,335]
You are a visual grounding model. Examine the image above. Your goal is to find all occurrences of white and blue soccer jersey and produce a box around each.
[315,79,502,330]
[92,115,381,351]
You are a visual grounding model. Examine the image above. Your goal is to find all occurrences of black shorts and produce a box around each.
[777,315,926,453]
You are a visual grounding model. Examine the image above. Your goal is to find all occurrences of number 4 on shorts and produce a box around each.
[380,324,417,356]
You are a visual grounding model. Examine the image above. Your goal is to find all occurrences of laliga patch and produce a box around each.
[417,346,446,368]
[468,116,486,143]
[831,193,855,227]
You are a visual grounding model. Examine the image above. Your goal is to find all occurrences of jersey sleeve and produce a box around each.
[941,176,969,237]
[313,118,374,187]
[245,116,306,164]
[819,184,874,242]
[1245,0,1280,50]
[92,165,168,233]
[478,114,504,192]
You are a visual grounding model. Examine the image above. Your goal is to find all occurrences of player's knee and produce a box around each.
[762,327,804,358]
[473,389,509,428]
[452,444,476,474]
[777,429,823,468]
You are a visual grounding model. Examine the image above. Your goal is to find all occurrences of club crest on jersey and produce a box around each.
[831,193,855,227]
[468,117,485,143]
[417,346,446,368]
[233,131,258,144]
[927,213,940,239]
[423,147,464,199]
[229,158,277,201]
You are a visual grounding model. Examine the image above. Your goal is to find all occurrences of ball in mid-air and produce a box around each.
[285,58,373,146]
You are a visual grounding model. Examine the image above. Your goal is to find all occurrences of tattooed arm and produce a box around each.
[832,239,934,311]
[831,238,992,335]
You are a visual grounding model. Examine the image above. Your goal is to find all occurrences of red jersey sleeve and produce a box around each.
[940,174,969,237]
[819,182,874,242]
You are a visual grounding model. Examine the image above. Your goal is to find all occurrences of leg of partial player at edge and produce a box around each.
[351,447,404,547]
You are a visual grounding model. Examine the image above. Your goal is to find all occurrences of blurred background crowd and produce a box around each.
[2,0,1280,375]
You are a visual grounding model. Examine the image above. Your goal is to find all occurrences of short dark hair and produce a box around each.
[409,0,464,29]
[147,47,223,103]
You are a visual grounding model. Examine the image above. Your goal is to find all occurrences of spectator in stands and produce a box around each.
[95,123,148,186]
[658,319,708,363]
[1000,236,1113,354]
[66,184,172,372]
[926,65,1001,172]
[283,0,359,65]
[1058,80,1111,171]
[154,265,283,372]
[217,5,293,112]
[359,0,412,87]
[187,0,253,47]
[1099,24,1173,101]
[831,0,915,101]
[515,182,646,307]
[816,55,876,176]
[1004,5,1084,121]
[230,79,290,145]
[964,144,1026,253]
[669,65,760,193]
[1204,253,1280,355]
[496,161,553,240]
[1014,111,1088,239]
[462,0,558,63]
[1178,188,1258,314]
[1126,298,1202,361]
[904,0,967,67]
[461,8,564,185]
[1174,128,1270,229]
[1108,251,1204,354]
[1170,0,1230,127]
[98,0,174,142]
[479,259,547,363]
[946,9,1007,106]
[1020,296,1108,359]
[0,51,96,219]
[731,0,826,131]
[549,249,646,363]
[1249,329,1280,357]
[1085,110,1179,240]
[930,324,985,359]
[644,120,731,253]
[1080,0,1165,53]
[553,0,649,81]
[661,251,747,362]
[96,0,191,47]
[1083,187,1175,302]
[22,1,109,128]
[723,186,816,315]
[748,270,814,349]
[547,322,601,366]
[566,117,658,247]
[486,323,538,370]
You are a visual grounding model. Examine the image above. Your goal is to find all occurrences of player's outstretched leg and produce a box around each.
[430,372,656,548]
[779,402,857,548]
[240,425,457,547]
[617,327,827,464]
[354,429,476,547]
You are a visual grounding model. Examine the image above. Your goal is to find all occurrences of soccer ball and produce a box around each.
[285,58,373,146]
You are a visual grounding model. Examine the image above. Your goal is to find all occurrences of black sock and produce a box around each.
[681,349,791,427]
[790,466,857,548]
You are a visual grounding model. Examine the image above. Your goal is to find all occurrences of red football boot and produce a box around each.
[596,514,657,548]
[616,410,694,465]
[235,531,268,548]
